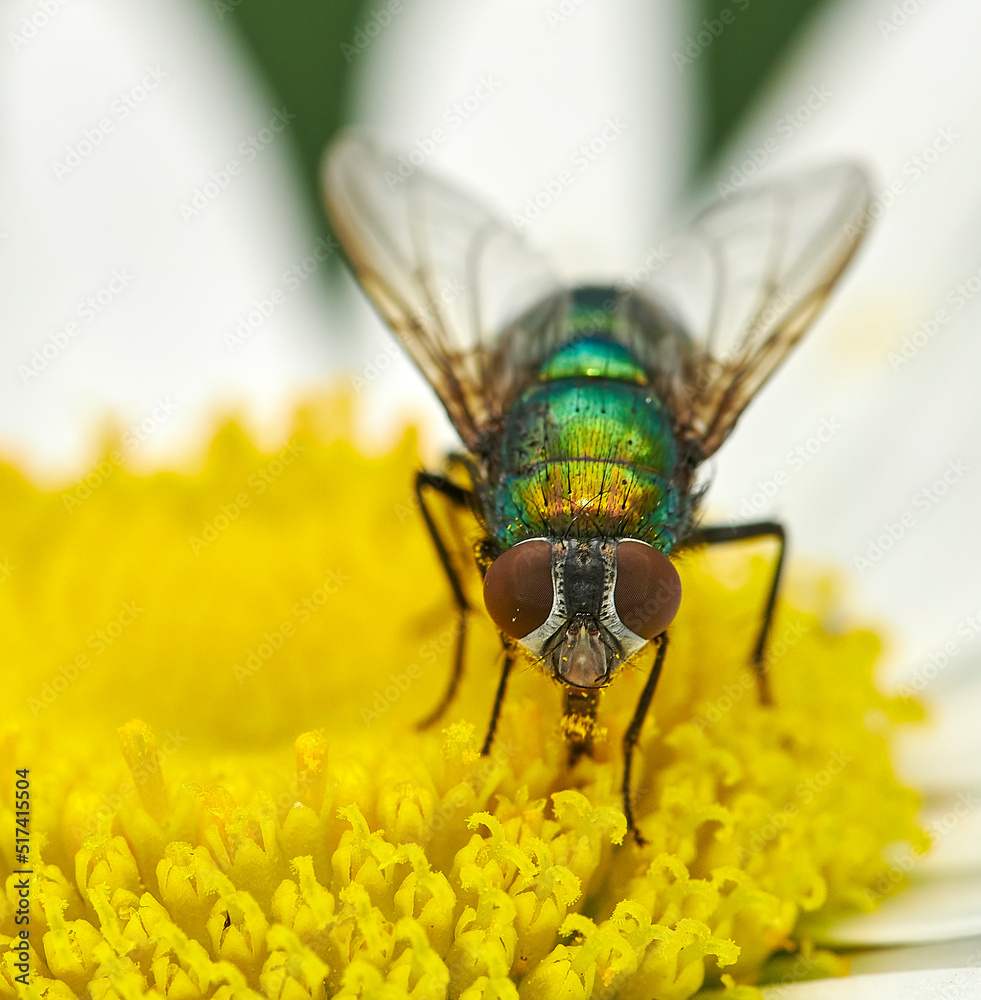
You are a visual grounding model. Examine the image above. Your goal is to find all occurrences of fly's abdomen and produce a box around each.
[491,334,683,550]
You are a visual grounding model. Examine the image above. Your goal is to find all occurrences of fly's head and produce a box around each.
[483,536,681,688]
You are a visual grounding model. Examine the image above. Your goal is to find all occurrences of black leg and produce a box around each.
[414,470,475,730]
[481,641,514,756]
[622,632,669,845]
[684,521,785,705]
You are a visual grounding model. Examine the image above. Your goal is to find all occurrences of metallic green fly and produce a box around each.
[325,131,871,842]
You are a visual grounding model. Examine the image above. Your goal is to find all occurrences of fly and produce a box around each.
[324,131,872,843]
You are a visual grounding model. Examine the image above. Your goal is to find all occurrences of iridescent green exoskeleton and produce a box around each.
[325,132,871,842]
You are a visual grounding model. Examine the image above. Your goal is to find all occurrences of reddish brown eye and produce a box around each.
[614,540,682,639]
[483,540,554,639]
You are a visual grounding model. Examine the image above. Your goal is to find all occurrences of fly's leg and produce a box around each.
[414,470,475,730]
[622,632,669,845]
[686,521,786,704]
[481,638,514,755]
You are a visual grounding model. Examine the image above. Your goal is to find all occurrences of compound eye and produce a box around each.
[483,540,554,639]
[613,540,682,639]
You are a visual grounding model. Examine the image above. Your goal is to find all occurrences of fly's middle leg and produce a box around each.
[414,470,475,729]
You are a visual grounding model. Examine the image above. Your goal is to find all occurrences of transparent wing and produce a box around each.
[324,129,561,450]
[637,162,872,458]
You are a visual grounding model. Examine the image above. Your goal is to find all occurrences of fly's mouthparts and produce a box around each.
[554,621,610,689]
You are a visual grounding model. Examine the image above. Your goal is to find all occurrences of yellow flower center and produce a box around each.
[0,395,925,999]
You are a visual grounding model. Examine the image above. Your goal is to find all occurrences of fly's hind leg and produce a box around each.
[414,470,476,730]
[684,521,786,704]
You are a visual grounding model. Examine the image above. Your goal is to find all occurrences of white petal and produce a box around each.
[699,0,981,684]
[893,675,981,792]
[351,0,689,274]
[761,967,981,998]
[346,0,690,447]
[915,789,981,875]
[0,0,343,478]
[848,935,981,976]
[818,872,981,946]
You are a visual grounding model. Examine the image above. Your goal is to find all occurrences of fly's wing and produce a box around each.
[324,130,561,450]
[637,162,872,458]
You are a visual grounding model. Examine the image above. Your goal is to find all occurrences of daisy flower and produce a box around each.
[0,1,978,998]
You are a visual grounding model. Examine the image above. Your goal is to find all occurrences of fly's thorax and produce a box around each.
[503,375,677,473]
[484,330,684,549]
[489,380,683,549]
[483,536,682,689]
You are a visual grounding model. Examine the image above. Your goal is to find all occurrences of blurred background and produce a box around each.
[1,0,980,695]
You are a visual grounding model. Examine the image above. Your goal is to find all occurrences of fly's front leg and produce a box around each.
[622,632,669,845]
[686,521,786,704]
[481,637,514,756]
[414,470,475,729]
